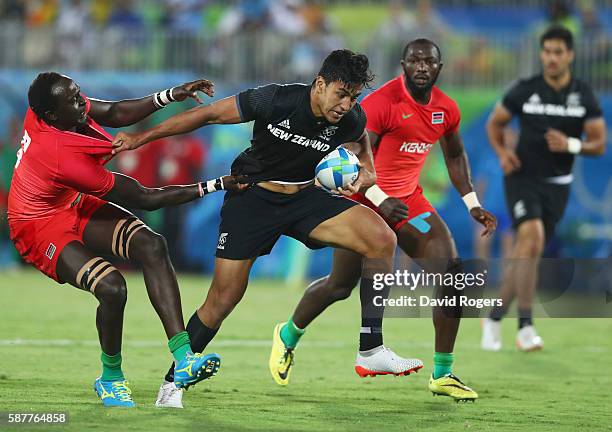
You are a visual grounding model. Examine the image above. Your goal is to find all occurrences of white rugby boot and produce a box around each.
[355,346,423,377]
[155,380,183,408]
[481,318,502,351]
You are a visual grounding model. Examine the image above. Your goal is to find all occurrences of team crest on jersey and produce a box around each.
[318,125,338,141]
[567,92,581,107]
[217,233,228,250]
[278,119,290,129]
[528,93,541,104]
[45,243,56,259]
[431,112,444,124]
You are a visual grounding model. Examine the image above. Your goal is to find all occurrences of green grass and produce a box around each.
[1,269,611,431]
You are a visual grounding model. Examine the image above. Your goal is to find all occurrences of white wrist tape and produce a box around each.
[462,191,481,211]
[199,177,225,197]
[567,137,582,154]
[364,184,390,207]
[153,88,177,108]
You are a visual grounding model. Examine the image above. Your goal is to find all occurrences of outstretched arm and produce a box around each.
[88,79,214,128]
[440,131,497,237]
[111,96,242,154]
[102,172,248,211]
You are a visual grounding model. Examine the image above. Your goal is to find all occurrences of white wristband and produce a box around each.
[153,88,177,108]
[364,184,390,207]
[462,192,481,211]
[567,137,582,154]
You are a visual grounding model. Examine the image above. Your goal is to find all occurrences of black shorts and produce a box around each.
[215,185,358,259]
[503,174,570,240]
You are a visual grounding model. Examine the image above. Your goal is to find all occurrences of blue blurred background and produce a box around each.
[0,0,610,280]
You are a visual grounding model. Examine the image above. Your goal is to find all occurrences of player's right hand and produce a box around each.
[112,131,143,155]
[378,197,409,225]
[222,175,251,192]
[498,149,521,174]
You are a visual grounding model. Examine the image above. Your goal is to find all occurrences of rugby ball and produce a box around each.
[315,147,360,190]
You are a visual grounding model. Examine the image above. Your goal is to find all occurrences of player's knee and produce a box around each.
[139,231,169,261]
[363,224,397,258]
[516,221,545,257]
[94,272,127,306]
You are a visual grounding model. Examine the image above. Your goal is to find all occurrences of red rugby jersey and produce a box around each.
[361,74,461,197]
[8,96,115,221]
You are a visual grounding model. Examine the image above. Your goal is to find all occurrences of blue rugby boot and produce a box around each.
[93,378,135,407]
[173,352,221,390]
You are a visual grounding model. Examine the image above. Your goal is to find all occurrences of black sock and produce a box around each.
[518,308,532,329]
[489,304,508,321]
[164,311,219,382]
[359,277,387,351]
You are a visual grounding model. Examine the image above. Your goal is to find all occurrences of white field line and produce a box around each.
[0,339,608,352]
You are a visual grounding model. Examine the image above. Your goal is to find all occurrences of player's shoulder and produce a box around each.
[570,76,596,93]
[508,74,545,92]
[341,100,366,128]
[432,86,459,113]
[266,82,309,111]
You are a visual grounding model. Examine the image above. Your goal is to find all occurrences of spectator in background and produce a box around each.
[286,0,343,81]
[540,0,580,37]
[0,0,25,20]
[162,0,208,71]
[90,0,113,26]
[23,0,58,67]
[56,0,91,69]
[214,0,272,80]
[107,0,145,68]
[576,0,611,85]
[270,0,307,36]
[372,0,448,80]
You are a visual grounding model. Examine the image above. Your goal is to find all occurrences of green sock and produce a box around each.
[100,351,124,381]
[280,318,305,349]
[168,331,191,362]
[433,352,454,379]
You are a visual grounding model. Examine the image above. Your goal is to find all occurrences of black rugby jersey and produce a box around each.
[232,83,366,183]
[502,74,602,178]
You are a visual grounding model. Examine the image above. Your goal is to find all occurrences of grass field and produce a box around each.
[1,269,611,431]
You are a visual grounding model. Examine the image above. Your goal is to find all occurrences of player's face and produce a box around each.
[315,79,362,124]
[540,39,574,79]
[50,77,88,129]
[401,44,441,91]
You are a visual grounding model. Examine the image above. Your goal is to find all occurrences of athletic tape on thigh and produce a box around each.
[408,211,432,234]
[75,257,117,293]
[111,218,146,259]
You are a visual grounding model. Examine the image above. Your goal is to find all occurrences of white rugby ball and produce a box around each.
[315,147,360,190]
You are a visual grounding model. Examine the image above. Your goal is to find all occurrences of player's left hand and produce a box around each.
[470,207,497,238]
[222,174,251,192]
[545,128,569,153]
[172,79,215,104]
[337,162,376,197]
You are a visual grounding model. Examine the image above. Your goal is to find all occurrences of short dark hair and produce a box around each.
[402,38,442,62]
[540,25,573,50]
[28,72,64,119]
[317,49,374,88]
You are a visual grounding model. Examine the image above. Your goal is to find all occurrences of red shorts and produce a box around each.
[351,185,436,232]
[9,194,107,282]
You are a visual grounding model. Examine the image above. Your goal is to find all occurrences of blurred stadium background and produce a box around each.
[1,0,611,282]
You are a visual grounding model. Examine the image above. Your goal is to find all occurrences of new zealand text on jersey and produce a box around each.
[267,123,331,152]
